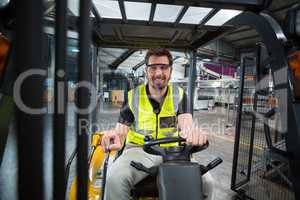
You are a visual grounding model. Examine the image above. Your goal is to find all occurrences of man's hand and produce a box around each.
[180,127,208,146]
[178,113,208,146]
[101,130,123,152]
[101,123,129,152]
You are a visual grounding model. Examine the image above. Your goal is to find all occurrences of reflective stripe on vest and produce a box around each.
[127,84,183,145]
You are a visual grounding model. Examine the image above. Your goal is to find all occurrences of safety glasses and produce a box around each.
[146,64,171,72]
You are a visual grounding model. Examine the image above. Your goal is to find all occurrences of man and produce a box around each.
[101,48,211,200]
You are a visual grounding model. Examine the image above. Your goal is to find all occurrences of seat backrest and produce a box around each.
[158,162,204,200]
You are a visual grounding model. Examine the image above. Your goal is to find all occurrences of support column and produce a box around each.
[187,49,197,115]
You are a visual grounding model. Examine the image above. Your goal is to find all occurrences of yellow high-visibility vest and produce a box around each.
[126,83,184,145]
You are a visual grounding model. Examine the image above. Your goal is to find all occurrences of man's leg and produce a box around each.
[104,147,162,200]
[202,172,214,200]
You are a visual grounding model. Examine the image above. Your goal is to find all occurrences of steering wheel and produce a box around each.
[143,137,209,162]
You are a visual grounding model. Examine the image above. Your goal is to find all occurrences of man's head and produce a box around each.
[145,48,173,91]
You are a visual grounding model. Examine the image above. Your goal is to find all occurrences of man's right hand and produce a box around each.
[101,130,123,152]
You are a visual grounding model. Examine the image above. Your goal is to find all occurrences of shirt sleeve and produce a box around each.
[118,98,135,126]
[177,91,189,115]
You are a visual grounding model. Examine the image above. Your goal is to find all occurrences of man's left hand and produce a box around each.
[180,128,208,146]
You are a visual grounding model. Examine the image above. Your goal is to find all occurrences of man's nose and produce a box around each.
[154,67,163,75]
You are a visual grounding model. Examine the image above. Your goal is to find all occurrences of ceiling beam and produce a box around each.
[118,0,127,23]
[132,60,145,71]
[91,2,105,41]
[93,27,104,41]
[174,6,189,27]
[270,1,300,13]
[109,49,137,69]
[190,29,229,49]
[198,9,220,28]
[148,3,156,25]
[102,49,118,58]
[99,58,111,66]
[97,17,225,30]
[229,34,260,42]
[114,27,124,41]
[91,2,102,23]
[226,27,253,36]
[121,0,266,11]
[170,30,182,44]
[132,55,181,71]
[44,1,55,16]
[66,7,76,16]
[188,9,219,42]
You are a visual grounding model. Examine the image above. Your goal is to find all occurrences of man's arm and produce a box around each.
[101,97,133,151]
[177,91,208,146]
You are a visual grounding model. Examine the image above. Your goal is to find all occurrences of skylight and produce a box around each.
[68,0,94,16]
[180,6,213,24]
[154,4,183,23]
[205,9,242,26]
[68,0,79,16]
[124,1,151,21]
[94,0,122,19]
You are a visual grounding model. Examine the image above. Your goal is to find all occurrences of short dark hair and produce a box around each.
[145,48,173,66]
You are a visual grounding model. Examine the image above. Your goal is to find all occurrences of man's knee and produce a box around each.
[106,166,132,189]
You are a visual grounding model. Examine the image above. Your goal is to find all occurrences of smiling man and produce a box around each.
[101,48,211,200]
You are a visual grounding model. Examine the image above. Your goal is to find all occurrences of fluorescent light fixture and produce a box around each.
[94,0,122,19]
[180,7,213,24]
[124,1,151,21]
[154,4,183,22]
[71,48,79,53]
[205,9,242,26]
[202,58,211,62]
[174,57,189,65]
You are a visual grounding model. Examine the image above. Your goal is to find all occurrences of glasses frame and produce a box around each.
[146,64,171,73]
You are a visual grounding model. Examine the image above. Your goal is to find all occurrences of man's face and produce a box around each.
[146,55,172,90]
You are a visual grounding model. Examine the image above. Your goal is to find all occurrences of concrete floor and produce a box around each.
[0,103,238,200]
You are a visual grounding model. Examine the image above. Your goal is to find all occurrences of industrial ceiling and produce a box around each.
[44,0,299,71]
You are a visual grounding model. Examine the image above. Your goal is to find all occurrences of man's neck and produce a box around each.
[148,85,168,103]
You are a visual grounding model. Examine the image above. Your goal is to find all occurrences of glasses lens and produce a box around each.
[147,64,169,72]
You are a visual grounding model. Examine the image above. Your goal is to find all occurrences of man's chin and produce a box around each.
[152,84,167,91]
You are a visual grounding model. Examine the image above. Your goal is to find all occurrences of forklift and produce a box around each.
[0,0,299,200]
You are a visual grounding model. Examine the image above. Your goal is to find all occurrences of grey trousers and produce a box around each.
[104,146,214,200]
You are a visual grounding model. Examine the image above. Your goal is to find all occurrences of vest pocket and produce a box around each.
[159,116,176,128]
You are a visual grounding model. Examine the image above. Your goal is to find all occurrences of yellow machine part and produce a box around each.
[68,132,157,200]
[69,132,107,200]
[289,50,300,99]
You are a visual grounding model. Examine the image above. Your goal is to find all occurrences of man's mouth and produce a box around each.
[151,78,167,90]
[154,79,164,84]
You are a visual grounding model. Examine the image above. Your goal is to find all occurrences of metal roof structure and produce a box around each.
[78,0,253,49]
[44,0,299,48]
[44,0,270,49]
[43,0,299,72]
